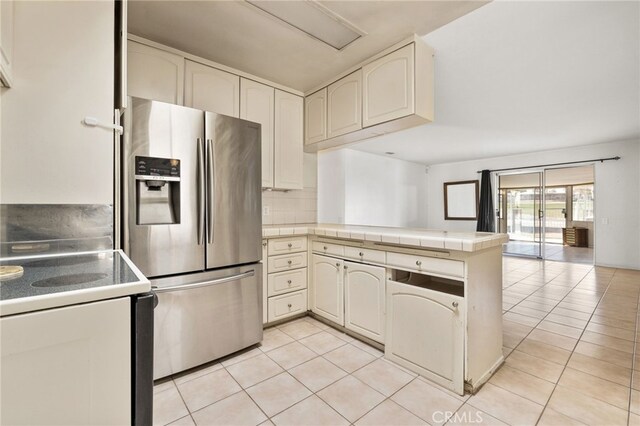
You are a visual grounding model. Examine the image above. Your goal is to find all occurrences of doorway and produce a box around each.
[497,166,594,264]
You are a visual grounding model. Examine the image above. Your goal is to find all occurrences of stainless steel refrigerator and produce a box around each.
[121,97,263,379]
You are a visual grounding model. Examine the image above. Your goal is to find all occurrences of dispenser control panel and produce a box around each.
[135,156,180,181]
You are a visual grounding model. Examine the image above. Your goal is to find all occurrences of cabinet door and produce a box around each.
[274,90,303,190]
[304,88,327,144]
[362,44,414,127]
[311,254,344,325]
[185,59,240,117]
[344,261,385,343]
[327,70,362,139]
[0,0,13,86]
[262,240,268,324]
[128,40,184,104]
[241,78,275,187]
[386,280,464,394]
[0,298,131,425]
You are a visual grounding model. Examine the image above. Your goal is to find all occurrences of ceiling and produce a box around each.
[127,0,488,92]
[351,0,640,165]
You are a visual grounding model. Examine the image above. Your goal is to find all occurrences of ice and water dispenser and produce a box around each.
[135,156,181,225]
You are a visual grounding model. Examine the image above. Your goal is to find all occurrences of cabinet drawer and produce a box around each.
[268,268,307,296]
[386,252,464,278]
[343,246,386,264]
[312,241,344,257]
[268,252,307,272]
[268,237,308,256]
[268,290,308,322]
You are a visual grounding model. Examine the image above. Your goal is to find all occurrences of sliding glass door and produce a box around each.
[498,172,543,258]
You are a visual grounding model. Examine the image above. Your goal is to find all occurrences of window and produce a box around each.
[572,184,594,222]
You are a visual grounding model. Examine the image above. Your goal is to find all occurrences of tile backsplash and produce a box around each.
[262,188,317,225]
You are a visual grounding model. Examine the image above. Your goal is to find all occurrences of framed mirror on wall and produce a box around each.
[444,180,479,220]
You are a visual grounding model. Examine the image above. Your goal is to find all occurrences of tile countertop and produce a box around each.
[0,249,150,317]
[262,223,509,252]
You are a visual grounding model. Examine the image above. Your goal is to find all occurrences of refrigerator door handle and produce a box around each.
[207,138,215,244]
[197,138,205,245]
[152,270,255,293]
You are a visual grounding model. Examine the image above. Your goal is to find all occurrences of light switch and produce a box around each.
[263,206,270,216]
[601,217,609,225]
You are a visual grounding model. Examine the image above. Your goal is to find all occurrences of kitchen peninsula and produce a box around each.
[261,224,508,395]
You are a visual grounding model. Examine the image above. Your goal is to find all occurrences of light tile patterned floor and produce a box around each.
[153,257,640,426]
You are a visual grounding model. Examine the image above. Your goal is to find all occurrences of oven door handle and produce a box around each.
[151,270,255,294]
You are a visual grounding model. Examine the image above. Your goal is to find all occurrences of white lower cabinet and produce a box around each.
[385,279,465,394]
[344,261,385,343]
[0,298,131,425]
[262,240,268,324]
[310,254,344,325]
[268,290,307,323]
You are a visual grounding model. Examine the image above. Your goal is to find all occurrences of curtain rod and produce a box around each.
[476,156,620,174]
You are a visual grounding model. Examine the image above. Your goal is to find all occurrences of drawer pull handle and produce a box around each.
[324,246,328,250]
[287,280,292,285]
[287,260,292,265]
[416,260,422,266]
[359,252,364,257]
[262,242,267,247]
[288,243,292,248]
[287,303,292,308]
[452,301,459,308]
[344,265,348,270]
[335,262,340,267]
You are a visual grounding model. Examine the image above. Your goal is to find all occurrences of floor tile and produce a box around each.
[317,376,385,423]
[154,379,176,395]
[547,385,628,426]
[544,313,588,329]
[350,339,385,358]
[502,312,541,327]
[323,343,377,373]
[537,408,586,426]
[573,340,633,368]
[288,356,347,393]
[504,350,564,383]
[259,328,295,353]
[167,415,195,426]
[558,367,630,410]
[153,385,190,426]
[391,378,464,424]
[323,326,356,342]
[246,373,312,417]
[271,395,349,426]
[632,389,640,415]
[298,331,347,355]
[278,320,323,340]
[516,338,571,365]
[590,314,636,331]
[585,322,635,341]
[173,363,224,386]
[467,383,543,426]
[355,399,425,426]
[567,352,632,386]
[527,329,577,351]
[226,353,284,388]
[445,403,508,425]
[265,341,317,370]
[191,391,267,426]
[536,320,583,339]
[509,305,547,319]
[352,358,415,397]
[580,330,634,354]
[488,365,554,405]
[176,368,242,412]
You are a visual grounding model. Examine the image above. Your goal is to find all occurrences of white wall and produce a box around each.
[0,1,114,204]
[425,139,640,270]
[318,149,428,228]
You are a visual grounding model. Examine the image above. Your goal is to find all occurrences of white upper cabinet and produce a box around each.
[127,40,184,105]
[185,59,239,117]
[362,44,414,127]
[327,70,362,139]
[240,78,274,187]
[274,89,303,190]
[0,0,14,87]
[304,88,327,145]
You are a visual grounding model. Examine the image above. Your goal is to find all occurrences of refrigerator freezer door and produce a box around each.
[123,98,206,277]
[152,264,263,379]
[205,113,262,269]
